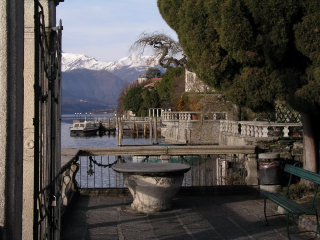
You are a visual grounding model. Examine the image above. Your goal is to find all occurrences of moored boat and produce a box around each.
[70,120,99,136]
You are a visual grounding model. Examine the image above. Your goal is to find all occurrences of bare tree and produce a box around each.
[130,32,188,69]
[116,82,130,114]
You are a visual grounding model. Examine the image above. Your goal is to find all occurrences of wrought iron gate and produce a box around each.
[34,0,62,239]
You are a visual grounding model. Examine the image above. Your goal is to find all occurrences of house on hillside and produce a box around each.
[185,69,214,93]
[137,76,148,84]
[183,69,239,121]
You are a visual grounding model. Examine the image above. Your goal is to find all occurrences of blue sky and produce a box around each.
[56,0,178,62]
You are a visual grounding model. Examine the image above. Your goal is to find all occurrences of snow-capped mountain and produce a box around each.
[61,53,162,113]
[61,52,158,72]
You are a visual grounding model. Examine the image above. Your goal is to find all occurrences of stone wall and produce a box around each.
[161,120,221,144]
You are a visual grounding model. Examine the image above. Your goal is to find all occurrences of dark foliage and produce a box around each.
[158,0,320,115]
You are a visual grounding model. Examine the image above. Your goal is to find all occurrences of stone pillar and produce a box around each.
[23,2,37,238]
[149,117,153,144]
[23,1,60,239]
[135,123,138,137]
[0,0,24,239]
[153,117,158,144]
[245,154,258,185]
[117,117,123,146]
[143,124,147,138]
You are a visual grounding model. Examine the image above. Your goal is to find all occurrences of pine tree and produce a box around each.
[158,0,320,172]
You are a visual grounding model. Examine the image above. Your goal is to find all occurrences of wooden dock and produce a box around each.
[97,117,160,138]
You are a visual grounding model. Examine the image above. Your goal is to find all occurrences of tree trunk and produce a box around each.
[302,113,319,173]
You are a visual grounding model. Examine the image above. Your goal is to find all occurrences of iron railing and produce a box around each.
[76,155,125,188]
[34,0,62,239]
[73,153,248,189]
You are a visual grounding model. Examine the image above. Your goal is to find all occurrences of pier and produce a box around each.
[96,116,161,145]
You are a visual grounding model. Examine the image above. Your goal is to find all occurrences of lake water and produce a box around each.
[61,114,221,188]
[61,114,160,188]
[61,114,156,148]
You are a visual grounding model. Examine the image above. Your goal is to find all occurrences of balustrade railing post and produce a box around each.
[254,126,259,138]
[233,122,238,134]
[250,125,255,137]
[283,126,290,137]
[240,123,245,136]
[262,126,268,137]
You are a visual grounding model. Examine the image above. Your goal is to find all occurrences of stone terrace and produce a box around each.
[61,192,316,240]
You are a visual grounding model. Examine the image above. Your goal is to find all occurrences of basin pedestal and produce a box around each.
[113,163,190,213]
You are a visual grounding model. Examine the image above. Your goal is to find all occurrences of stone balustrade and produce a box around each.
[162,111,227,121]
[220,120,302,138]
[122,116,149,121]
[161,111,192,121]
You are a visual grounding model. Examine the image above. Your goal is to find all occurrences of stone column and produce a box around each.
[23,1,60,239]
[153,117,158,144]
[23,2,37,238]
[0,0,24,239]
[245,154,258,185]
[149,117,153,144]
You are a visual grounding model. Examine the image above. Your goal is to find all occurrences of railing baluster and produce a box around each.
[79,156,82,188]
[86,156,89,188]
[93,156,96,188]
[100,156,102,188]
[108,155,110,188]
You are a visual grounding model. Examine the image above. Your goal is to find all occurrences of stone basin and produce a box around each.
[112,163,190,213]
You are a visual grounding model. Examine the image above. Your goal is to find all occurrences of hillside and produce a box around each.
[62,69,124,113]
[61,53,160,113]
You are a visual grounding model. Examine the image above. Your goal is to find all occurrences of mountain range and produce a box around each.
[61,53,159,114]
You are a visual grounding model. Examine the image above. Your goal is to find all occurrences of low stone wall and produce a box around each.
[161,120,220,144]
[219,120,303,162]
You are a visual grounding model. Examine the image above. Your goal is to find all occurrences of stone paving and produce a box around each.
[62,193,317,240]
